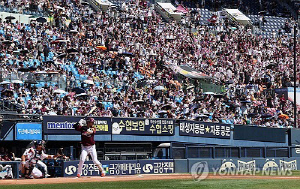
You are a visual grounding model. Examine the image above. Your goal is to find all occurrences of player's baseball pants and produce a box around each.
[78,144,101,175]
[19,162,43,178]
[31,167,43,178]
[37,161,48,175]
[0,164,13,178]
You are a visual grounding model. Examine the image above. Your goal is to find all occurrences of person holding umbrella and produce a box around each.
[36,17,47,24]
[5,16,15,23]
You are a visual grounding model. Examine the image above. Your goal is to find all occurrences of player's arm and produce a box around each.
[20,154,27,174]
[46,154,66,159]
[21,155,26,167]
[43,148,68,160]
[73,119,86,131]
[43,153,66,159]
[87,127,96,134]
[11,152,16,161]
[90,123,96,131]
[92,126,96,133]
[21,155,26,162]
[21,149,30,167]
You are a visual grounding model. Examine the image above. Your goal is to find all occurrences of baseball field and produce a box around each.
[2,174,300,189]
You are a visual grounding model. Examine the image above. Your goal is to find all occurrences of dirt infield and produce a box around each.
[1,174,300,185]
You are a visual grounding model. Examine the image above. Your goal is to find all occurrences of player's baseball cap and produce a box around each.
[35,140,44,147]
[86,117,95,123]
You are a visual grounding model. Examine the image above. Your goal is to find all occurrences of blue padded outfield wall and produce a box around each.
[177,157,300,174]
[57,158,300,177]
[2,158,300,178]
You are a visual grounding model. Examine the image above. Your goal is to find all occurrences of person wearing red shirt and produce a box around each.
[73,117,105,178]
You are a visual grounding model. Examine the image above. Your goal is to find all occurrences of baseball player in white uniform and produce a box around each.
[74,117,105,177]
[19,140,61,179]
[0,164,13,179]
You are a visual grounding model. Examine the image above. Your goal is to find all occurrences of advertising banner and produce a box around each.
[188,158,298,175]
[43,116,111,135]
[111,118,174,135]
[138,160,174,174]
[63,160,174,177]
[179,120,231,139]
[15,123,42,140]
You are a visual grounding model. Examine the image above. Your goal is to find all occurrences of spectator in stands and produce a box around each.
[0,0,298,129]
[0,147,15,161]
[283,20,291,33]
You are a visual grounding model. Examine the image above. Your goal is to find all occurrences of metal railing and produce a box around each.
[0,99,22,112]
[0,110,42,121]
[104,152,151,160]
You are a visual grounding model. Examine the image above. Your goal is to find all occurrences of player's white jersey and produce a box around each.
[23,147,48,162]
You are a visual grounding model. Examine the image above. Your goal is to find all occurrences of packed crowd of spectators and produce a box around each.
[0,0,299,128]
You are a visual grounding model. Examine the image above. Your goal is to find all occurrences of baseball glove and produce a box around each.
[56,148,69,159]
[56,148,65,157]
[78,119,87,126]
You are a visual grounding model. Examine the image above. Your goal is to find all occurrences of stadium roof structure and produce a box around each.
[224,9,251,25]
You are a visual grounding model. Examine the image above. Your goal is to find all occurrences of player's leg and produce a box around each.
[90,145,105,177]
[19,163,24,175]
[0,165,13,179]
[2,165,13,179]
[5,165,13,179]
[37,160,49,177]
[31,167,43,178]
[19,162,29,177]
[77,145,88,177]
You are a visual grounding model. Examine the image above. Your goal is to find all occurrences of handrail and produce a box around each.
[181,146,291,148]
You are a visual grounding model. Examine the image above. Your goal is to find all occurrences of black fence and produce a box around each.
[234,125,286,143]
[172,146,300,159]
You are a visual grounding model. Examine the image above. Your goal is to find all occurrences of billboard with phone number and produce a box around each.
[15,123,42,140]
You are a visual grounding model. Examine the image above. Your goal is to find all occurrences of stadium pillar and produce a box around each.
[294,15,298,128]
[70,146,74,160]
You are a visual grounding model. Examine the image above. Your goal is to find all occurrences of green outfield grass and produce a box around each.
[2,179,300,189]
